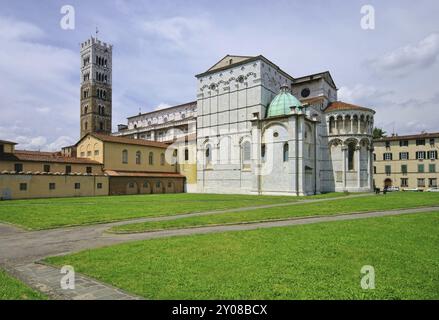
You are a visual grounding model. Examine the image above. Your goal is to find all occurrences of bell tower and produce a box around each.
[80,37,112,138]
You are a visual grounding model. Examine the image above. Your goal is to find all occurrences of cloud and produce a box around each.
[367,33,439,75]
[0,16,78,151]
[140,16,212,51]
[338,84,393,106]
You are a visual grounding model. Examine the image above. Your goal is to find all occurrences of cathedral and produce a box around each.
[118,53,376,195]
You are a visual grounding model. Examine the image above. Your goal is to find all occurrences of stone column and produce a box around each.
[342,145,348,190]
[367,147,372,190]
[356,146,362,190]
[350,117,353,134]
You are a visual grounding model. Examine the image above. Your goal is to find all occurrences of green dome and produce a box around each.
[267,85,302,117]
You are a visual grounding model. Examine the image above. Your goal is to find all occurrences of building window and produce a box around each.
[418,164,425,173]
[416,151,426,160]
[373,166,376,174]
[74,183,81,189]
[417,178,425,188]
[86,167,92,174]
[348,144,356,171]
[97,183,103,189]
[242,141,251,162]
[429,164,436,173]
[14,163,23,172]
[143,182,149,188]
[399,152,409,160]
[136,151,142,165]
[385,141,390,148]
[156,181,161,188]
[261,144,266,162]
[373,153,376,161]
[385,165,391,176]
[184,148,189,161]
[99,122,104,131]
[160,153,165,166]
[128,182,135,188]
[400,178,408,188]
[430,138,435,146]
[399,140,409,147]
[87,151,92,156]
[149,152,154,165]
[66,165,72,174]
[84,122,88,130]
[49,183,56,190]
[416,139,425,146]
[80,152,85,157]
[122,149,128,164]
[383,153,392,161]
[205,144,212,165]
[283,143,289,162]
[401,165,407,175]
[94,150,99,156]
[43,165,50,173]
[428,150,438,160]
[19,183,27,191]
[168,182,172,188]
[429,178,437,187]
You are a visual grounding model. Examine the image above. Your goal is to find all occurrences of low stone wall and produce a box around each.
[108,176,185,195]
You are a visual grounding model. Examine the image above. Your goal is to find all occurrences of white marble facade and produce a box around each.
[195,55,374,195]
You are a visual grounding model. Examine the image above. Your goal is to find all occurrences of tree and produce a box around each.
[373,127,387,139]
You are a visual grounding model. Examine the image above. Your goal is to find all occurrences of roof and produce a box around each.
[127,101,197,120]
[267,86,302,118]
[0,139,17,145]
[293,71,337,89]
[206,55,255,72]
[78,133,172,149]
[374,132,439,142]
[196,55,295,81]
[104,170,185,178]
[324,101,375,113]
[0,150,101,165]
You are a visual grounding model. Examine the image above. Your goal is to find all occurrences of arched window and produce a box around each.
[348,143,355,171]
[184,148,189,161]
[101,106,105,115]
[205,144,212,165]
[84,106,88,114]
[242,141,251,162]
[84,121,88,130]
[122,149,128,164]
[283,143,289,162]
[160,153,165,166]
[148,152,154,165]
[136,151,141,165]
[261,144,266,162]
[241,141,251,169]
[99,122,104,131]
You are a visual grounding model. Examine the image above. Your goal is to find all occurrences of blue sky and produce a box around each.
[0,0,438,150]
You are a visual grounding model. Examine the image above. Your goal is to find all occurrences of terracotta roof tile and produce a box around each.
[0,150,101,165]
[324,101,375,113]
[374,132,439,142]
[88,133,172,149]
[104,170,184,178]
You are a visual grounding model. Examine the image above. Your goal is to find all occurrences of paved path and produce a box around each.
[3,263,141,300]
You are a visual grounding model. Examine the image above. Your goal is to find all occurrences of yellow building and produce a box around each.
[373,132,438,191]
[75,133,185,195]
[0,139,108,200]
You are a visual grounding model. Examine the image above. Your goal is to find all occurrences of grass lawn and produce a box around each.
[0,269,46,300]
[45,212,439,299]
[110,192,439,233]
[0,192,343,230]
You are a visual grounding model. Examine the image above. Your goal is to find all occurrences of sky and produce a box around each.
[0,0,438,151]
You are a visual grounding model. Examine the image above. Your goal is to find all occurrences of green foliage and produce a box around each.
[0,193,343,230]
[0,269,46,300]
[46,213,439,299]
